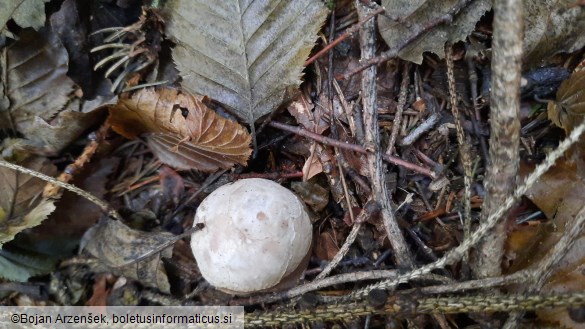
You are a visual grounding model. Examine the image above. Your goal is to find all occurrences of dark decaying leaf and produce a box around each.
[378,0,491,64]
[0,156,57,247]
[108,87,252,171]
[0,28,111,155]
[0,0,49,39]
[162,0,328,127]
[82,219,173,293]
[510,161,585,272]
[24,157,121,254]
[291,181,329,212]
[50,0,99,98]
[0,28,74,132]
[158,166,184,207]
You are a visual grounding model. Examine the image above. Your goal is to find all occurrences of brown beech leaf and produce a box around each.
[548,65,585,133]
[108,88,252,171]
[509,160,585,327]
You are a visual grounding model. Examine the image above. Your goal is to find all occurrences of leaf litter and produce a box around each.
[1,0,585,327]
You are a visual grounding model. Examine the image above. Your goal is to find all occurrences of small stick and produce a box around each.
[304,6,385,67]
[473,0,522,280]
[386,62,410,155]
[229,171,303,180]
[268,121,437,178]
[445,43,474,266]
[466,49,490,164]
[315,201,377,280]
[357,0,414,269]
[43,122,110,198]
[399,112,441,146]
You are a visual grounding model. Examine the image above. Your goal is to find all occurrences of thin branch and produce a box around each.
[357,1,414,269]
[315,203,372,280]
[445,43,474,267]
[269,121,437,178]
[386,62,410,155]
[473,0,523,280]
[304,6,385,66]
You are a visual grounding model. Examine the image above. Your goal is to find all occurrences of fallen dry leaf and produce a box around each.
[292,180,329,212]
[0,0,49,39]
[0,28,112,155]
[302,145,324,181]
[548,65,585,134]
[287,95,329,135]
[507,160,585,328]
[81,219,174,293]
[108,88,252,171]
[163,0,328,128]
[0,199,56,248]
[378,0,491,64]
[0,156,57,247]
[314,231,340,261]
[523,1,585,68]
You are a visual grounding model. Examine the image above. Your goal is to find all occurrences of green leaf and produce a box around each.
[0,248,58,281]
[0,0,49,39]
[163,0,328,129]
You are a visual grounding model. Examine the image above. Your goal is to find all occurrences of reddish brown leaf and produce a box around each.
[509,160,585,327]
[86,274,113,307]
[159,165,184,207]
[108,88,252,171]
[314,231,340,261]
[287,94,329,135]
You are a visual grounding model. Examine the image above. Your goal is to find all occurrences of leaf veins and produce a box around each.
[108,88,252,171]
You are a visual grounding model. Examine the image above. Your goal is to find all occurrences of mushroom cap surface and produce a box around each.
[190,178,312,293]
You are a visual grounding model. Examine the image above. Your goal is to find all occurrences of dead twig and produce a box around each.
[445,43,474,268]
[304,6,385,66]
[473,0,523,280]
[315,201,373,280]
[43,122,110,198]
[360,0,414,268]
[386,62,410,155]
[269,121,437,178]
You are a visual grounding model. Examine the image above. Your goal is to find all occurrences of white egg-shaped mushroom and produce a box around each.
[190,178,312,294]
